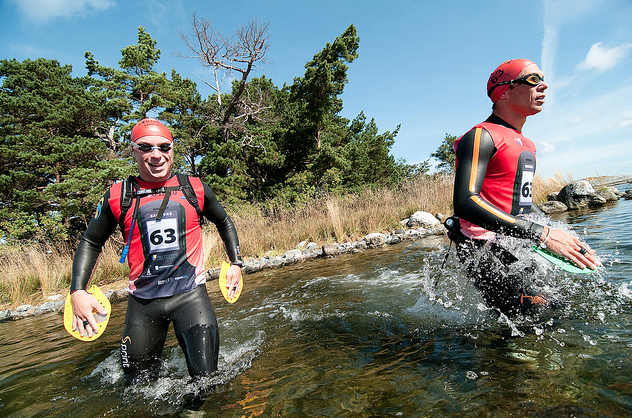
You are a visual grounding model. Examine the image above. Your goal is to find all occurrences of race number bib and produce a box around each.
[137,198,185,256]
[146,217,179,253]
[519,169,534,207]
[513,150,536,214]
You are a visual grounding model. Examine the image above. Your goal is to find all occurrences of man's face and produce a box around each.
[505,63,548,117]
[132,135,173,182]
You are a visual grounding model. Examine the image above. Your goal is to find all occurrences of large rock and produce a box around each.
[322,243,341,256]
[556,180,606,209]
[596,186,620,202]
[406,211,440,228]
[539,200,568,214]
[364,233,387,248]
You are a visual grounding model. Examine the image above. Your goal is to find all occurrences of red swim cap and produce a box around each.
[130,118,173,142]
[487,59,536,103]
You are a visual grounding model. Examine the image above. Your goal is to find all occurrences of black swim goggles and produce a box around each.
[131,142,173,153]
[488,73,545,95]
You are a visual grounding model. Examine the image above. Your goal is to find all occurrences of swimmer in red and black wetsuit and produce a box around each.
[451,59,601,317]
[69,118,244,381]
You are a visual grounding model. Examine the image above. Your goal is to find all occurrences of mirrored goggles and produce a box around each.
[511,73,544,87]
[132,142,172,153]
[488,73,545,95]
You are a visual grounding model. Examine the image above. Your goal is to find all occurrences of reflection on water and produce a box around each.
[1,188,631,417]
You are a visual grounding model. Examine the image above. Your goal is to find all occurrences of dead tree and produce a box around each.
[179,14,271,141]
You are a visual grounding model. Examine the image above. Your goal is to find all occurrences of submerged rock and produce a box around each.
[540,200,568,214]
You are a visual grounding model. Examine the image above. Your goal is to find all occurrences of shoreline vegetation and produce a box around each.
[0,173,570,313]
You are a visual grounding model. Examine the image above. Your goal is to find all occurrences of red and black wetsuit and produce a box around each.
[71,174,241,379]
[453,114,546,317]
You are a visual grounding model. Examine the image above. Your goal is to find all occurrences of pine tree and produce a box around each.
[0,58,128,243]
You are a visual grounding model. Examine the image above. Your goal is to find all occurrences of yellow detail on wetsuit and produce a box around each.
[470,196,517,224]
[468,128,482,193]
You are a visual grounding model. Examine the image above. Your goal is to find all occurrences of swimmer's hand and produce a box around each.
[70,290,107,338]
[540,227,601,270]
[226,264,242,300]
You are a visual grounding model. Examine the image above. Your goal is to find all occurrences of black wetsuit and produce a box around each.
[71,174,241,380]
[452,115,547,317]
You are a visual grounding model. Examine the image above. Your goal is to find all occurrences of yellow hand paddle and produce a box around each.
[219,261,242,303]
[63,285,111,341]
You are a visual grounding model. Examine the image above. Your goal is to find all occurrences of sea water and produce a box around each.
[0,184,630,417]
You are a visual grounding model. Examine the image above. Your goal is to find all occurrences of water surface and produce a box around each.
[1,185,631,417]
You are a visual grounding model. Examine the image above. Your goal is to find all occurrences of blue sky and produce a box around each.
[1,0,631,180]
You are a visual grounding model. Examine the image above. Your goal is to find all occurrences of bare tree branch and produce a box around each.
[178,13,271,140]
[94,118,120,152]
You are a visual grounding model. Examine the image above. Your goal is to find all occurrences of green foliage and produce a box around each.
[393,159,431,181]
[160,70,208,174]
[196,76,287,202]
[341,113,399,190]
[269,24,402,201]
[0,211,73,244]
[0,58,129,243]
[86,26,169,137]
[1,22,422,244]
[288,24,359,156]
[431,133,459,173]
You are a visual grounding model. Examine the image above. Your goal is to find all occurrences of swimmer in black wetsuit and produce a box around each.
[451,59,601,317]
[70,118,244,381]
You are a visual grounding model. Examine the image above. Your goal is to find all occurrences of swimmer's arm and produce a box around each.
[453,127,544,240]
[201,183,242,264]
[70,190,117,336]
[202,183,243,296]
[70,190,118,293]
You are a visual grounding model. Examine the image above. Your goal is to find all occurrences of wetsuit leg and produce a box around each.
[120,294,169,382]
[168,284,219,378]
[457,238,541,317]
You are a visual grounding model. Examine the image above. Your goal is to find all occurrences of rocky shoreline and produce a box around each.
[540,180,632,214]
[3,178,630,323]
[0,211,448,322]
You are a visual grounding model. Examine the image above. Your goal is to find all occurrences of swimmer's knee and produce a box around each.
[178,324,219,377]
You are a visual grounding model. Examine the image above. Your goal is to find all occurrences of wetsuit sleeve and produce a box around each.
[70,190,119,292]
[453,127,544,240]
[201,183,242,263]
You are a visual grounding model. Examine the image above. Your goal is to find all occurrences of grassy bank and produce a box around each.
[0,173,564,310]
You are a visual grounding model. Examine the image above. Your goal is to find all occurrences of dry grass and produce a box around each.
[0,243,73,305]
[217,174,455,261]
[0,173,455,309]
[532,171,572,204]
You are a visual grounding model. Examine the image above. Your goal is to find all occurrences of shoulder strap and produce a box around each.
[118,175,137,234]
[118,174,204,228]
[176,173,205,226]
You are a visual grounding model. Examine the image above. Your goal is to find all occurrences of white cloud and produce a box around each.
[8,0,115,24]
[570,110,604,126]
[538,140,556,155]
[528,79,632,178]
[576,42,632,73]
[537,139,632,179]
[614,108,632,129]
